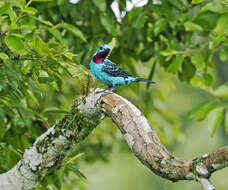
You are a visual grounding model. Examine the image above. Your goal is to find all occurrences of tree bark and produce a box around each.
[0,89,227,190]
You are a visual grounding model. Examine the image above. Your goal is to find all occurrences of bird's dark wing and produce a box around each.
[102,59,130,78]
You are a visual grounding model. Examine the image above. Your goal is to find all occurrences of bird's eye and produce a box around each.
[100,47,103,50]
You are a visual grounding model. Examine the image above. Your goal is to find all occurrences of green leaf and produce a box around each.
[33,16,53,26]
[191,53,205,69]
[182,62,196,82]
[22,7,38,15]
[29,36,49,55]
[201,0,228,14]
[154,18,167,36]
[60,23,86,42]
[92,0,106,11]
[4,35,24,51]
[0,52,9,61]
[207,107,224,137]
[0,3,10,16]
[214,84,228,98]
[192,0,205,4]
[25,90,39,106]
[42,107,68,114]
[184,21,203,32]
[167,55,185,73]
[213,13,228,34]
[65,153,84,165]
[225,110,228,135]
[132,12,146,29]
[33,0,53,1]
[219,45,228,62]
[66,165,87,179]
[99,14,116,35]
[48,28,63,42]
[209,33,227,50]
[187,100,217,121]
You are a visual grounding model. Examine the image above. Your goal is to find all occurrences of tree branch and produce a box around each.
[0,89,227,190]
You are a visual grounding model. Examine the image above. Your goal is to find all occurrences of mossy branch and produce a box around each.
[0,89,227,190]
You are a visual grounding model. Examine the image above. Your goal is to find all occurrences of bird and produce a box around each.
[89,44,156,90]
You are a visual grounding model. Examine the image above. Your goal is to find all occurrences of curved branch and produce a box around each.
[0,89,227,190]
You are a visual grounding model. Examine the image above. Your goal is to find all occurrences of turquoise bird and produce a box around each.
[90,44,156,90]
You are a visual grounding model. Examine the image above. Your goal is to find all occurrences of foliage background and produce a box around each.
[0,0,228,189]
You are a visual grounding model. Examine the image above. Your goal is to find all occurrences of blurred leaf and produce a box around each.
[184,21,203,32]
[4,35,24,51]
[192,0,205,4]
[60,23,86,42]
[42,107,68,114]
[213,13,228,34]
[201,0,228,13]
[33,0,53,1]
[207,107,224,137]
[219,45,228,62]
[92,0,106,11]
[0,53,9,61]
[25,89,39,106]
[209,33,227,50]
[167,55,185,73]
[182,62,196,82]
[65,153,84,165]
[0,3,10,16]
[187,100,217,121]
[48,28,63,42]
[33,16,53,26]
[66,165,87,179]
[214,84,228,98]
[22,7,38,15]
[154,18,167,36]
[100,13,116,35]
[132,12,146,29]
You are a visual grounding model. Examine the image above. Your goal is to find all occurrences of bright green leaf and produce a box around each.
[219,45,228,62]
[201,0,228,14]
[209,33,227,50]
[154,18,167,36]
[29,36,49,55]
[192,0,205,4]
[0,52,9,61]
[60,23,86,42]
[184,21,203,32]
[207,107,224,137]
[214,13,228,34]
[33,0,53,1]
[167,55,185,73]
[33,16,53,26]
[0,3,10,16]
[22,7,38,15]
[4,35,24,51]
[65,153,84,165]
[214,84,228,98]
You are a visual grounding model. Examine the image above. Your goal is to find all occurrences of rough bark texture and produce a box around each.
[0,89,227,190]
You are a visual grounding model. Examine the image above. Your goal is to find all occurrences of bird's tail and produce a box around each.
[135,77,156,84]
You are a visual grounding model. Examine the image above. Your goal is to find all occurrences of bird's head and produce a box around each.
[93,44,110,64]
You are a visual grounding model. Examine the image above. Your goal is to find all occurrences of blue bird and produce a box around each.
[90,44,156,90]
